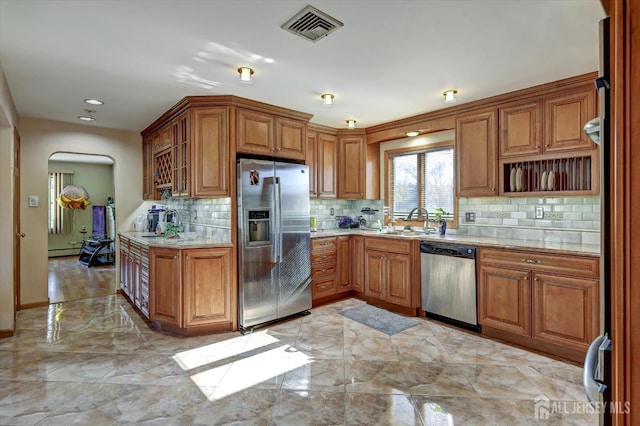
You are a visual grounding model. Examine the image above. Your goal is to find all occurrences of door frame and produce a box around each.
[13,127,21,317]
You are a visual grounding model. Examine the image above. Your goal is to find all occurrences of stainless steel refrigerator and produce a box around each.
[237,158,312,331]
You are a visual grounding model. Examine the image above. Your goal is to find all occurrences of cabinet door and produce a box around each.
[386,253,412,307]
[350,236,365,292]
[544,87,596,153]
[532,272,599,351]
[172,111,190,197]
[276,118,306,160]
[338,135,365,199]
[149,247,182,327]
[142,135,155,200]
[236,109,274,156]
[499,101,542,158]
[336,236,351,293]
[191,107,229,197]
[456,110,498,197]
[306,131,317,197]
[317,132,337,199]
[119,238,130,297]
[477,264,531,336]
[364,250,386,299]
[183,248,234,327]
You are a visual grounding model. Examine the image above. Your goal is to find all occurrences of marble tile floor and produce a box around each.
[0,295,598,425]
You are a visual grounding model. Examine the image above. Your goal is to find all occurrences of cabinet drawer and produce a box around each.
[311,237,337,253]
[311,251,337,264]
[478,247,599,278]
[312,262,337,277]
[364,237,411,254]
[312,276,336,298]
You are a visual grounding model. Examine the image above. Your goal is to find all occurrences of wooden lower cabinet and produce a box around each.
[119,236,149,316]
[477,247,599,362]
[149,247,182,328]
[141,244,234,335]
[183,248,234,328]
[532,272,599,352]
[477,265,531,337]
[363,237,415,308]
[336,236,351,293]
[311,237,338,300]
[350,236,365,292]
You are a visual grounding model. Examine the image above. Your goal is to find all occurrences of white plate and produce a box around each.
[541,171,547,191]
[547,170,555,191]
[515,167,523,191]
[520,169,527,192]
[510,167,517,192]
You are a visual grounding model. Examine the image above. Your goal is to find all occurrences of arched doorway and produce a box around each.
[47,152,117,303]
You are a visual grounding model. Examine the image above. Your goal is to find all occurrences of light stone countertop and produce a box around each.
[311,228,600,257]
[119,231,232,249]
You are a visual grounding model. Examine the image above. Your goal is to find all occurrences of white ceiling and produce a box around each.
[0,0,606,134]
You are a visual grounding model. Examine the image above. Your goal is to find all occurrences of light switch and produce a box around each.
[28,195,39,207]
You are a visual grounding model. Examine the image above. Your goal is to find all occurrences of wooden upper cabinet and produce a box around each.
[317,132,337,199]
[142,135,154,200]
[499,101,542,158]
[455,109,498,197]
[337,131,379,200]
[171,111,190,197]
[306,130,317,197]
[338,135,364,199]
[236,108,274,156]
[191,107,229,197]
[276,117,306,160]
[544,87,596,153]
[237,109,307,160]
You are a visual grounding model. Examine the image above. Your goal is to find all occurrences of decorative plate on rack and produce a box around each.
[515,167,523,191]
[510,167,517,192]
[541,171,547,191]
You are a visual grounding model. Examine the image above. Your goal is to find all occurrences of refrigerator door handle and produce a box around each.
[275,177,283,263]
[583,334,609,405]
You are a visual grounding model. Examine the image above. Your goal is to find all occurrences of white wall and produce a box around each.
[0,62,19,332]
[18,117,149,305]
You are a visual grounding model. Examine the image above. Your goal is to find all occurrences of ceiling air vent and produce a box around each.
[281,5,343,43]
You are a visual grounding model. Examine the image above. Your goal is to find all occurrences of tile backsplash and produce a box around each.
[457,196,601,245]
[310,199,385,230]
[164,195,601,246]
[165,197,232,240]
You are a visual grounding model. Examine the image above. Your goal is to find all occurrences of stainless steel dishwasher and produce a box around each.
[420,241,480,331]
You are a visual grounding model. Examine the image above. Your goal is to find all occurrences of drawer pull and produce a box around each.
[522,258,542,264]
[319,285,328,289]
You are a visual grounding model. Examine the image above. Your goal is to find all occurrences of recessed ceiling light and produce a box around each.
[78,109,95,122]
[84,98,104,105]
[237,67,254,83]
[443,90,458,103]
[406,131,420,137]
[321,93,334,106]
[346,119,356,129]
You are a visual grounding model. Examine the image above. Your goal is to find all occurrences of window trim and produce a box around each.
[383,140,458,229]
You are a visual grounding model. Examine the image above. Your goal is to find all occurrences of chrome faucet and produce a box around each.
[162,209,182,231]
[405,207,428,221]
[405,207,428,230]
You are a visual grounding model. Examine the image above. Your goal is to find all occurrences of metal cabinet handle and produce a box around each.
[16,232,25,238]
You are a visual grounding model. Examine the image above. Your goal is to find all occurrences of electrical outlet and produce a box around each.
[535,207,544,219]
[330,208,334,216]
[465,212,475,222]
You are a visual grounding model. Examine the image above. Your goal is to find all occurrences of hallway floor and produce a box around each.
[0,296,597,425]
[48,256,116,304]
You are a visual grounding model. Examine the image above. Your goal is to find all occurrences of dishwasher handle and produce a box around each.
[420,242,476,259]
